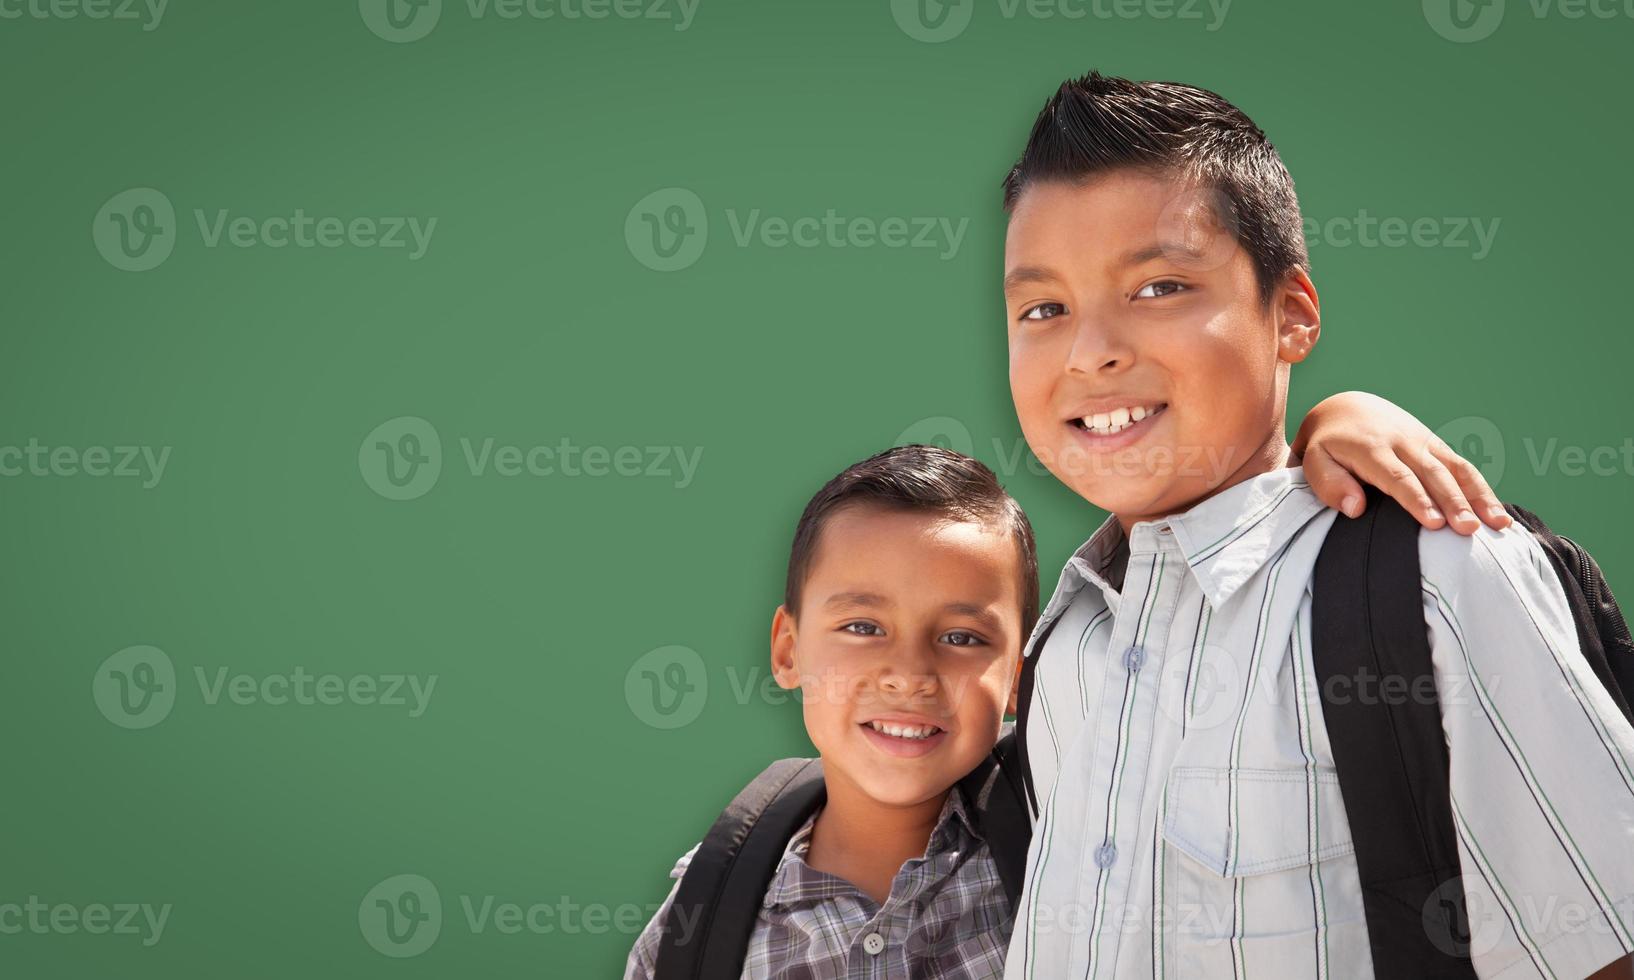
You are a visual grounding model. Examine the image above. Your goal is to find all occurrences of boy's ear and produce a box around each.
[1275,268,1322,365]
[770,604,801,690]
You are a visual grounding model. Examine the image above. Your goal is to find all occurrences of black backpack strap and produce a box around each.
[1502,503,1634,725]
[654,757,825,980]
[1313,486,1477,979]
[1012,612,1067,821]
[956,723,1031,912]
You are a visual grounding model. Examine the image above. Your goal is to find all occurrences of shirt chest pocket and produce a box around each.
[1158,765,1368,959]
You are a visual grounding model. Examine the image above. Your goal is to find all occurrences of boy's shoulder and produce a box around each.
[1415,516,1559,609]
[668,841,702,880]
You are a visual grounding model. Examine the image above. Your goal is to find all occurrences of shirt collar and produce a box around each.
[761,789,979,909]
[1027,466,1326,646]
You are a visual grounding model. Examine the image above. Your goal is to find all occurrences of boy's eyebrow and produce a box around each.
[944,602,1005,630]
[823,594,1006,628]
[824,591,891,609]
[1002,265,1060,293]
[1118,240,1209,267]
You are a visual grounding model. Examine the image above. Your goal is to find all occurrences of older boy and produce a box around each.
[1001,72,1634,979]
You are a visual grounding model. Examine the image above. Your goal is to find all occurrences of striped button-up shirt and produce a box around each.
[626,786,1013,979]
[1006,466,1634,980]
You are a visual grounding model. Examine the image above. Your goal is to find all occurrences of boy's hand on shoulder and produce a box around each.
[1292,390,1513,536]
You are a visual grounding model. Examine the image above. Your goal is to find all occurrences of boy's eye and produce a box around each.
[1134,281,1187,299]
[1020,302,1067,321]
[842,622,884,637]
[940,630,987,647]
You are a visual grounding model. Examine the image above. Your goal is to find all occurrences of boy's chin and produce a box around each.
[846,769,955,809]
[1056,471,1181,523]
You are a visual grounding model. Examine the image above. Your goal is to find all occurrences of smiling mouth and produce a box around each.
[862,720,945,740]
[1069,402,1168,436]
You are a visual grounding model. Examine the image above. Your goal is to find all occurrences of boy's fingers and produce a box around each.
[1301,444,1367,519]
[1340,443,1446,529]
[1428,438,1512,530]
[1405,448,1480,534]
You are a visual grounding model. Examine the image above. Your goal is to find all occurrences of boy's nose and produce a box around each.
[1066,318,1136,376]
[875,654,940,699]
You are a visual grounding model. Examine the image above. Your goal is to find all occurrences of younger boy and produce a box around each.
[1000,72,1634,979]
[625,421,1507,977]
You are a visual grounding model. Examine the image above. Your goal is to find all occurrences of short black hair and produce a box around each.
[784,445,1040,644]
[1002,70,1308,300]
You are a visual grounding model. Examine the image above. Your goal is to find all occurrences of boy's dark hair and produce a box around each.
[1002,70,1308,300]
[784,445,1040,643]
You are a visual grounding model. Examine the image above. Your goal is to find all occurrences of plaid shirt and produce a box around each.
[624,788,1014,979]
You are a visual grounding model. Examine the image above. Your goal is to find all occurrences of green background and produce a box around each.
[4,0,1631,975]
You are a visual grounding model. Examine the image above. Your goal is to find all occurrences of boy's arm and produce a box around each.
[1292,390,1512,536]
[1419,523,1634,979]
[622,843,700,980]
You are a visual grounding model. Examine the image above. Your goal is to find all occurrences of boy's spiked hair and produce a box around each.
[784,445,1040,643]
[1002,70,1309,300]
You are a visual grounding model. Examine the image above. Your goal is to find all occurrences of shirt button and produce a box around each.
[862,932,886,955]
[1123,646,1145,670]
[1096,842,1117,868]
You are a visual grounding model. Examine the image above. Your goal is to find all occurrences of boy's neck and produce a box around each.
[1115,431,1293,534]
[804,773,947,906]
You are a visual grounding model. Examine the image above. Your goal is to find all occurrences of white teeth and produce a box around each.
[868,720,941,740]
[1080,403,1164,435]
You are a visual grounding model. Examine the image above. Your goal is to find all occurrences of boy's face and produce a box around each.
[771,505,1023,809]
[1003,171,1319,526]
